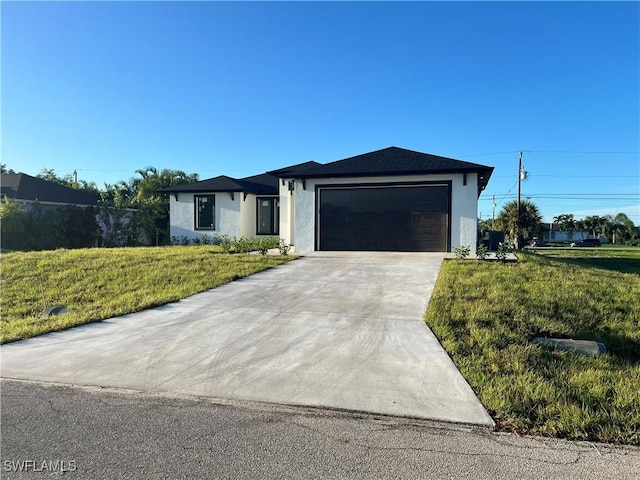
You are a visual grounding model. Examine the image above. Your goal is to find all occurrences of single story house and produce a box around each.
[541,224,604,244]
[161,147,494,253]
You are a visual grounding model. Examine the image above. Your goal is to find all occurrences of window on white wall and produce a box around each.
[257,197,279,235]
[195,195,215,230]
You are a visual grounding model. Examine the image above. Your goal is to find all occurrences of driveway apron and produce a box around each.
[0,252,494,427]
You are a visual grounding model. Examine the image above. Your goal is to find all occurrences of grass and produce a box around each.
[530,244,640,258]
[528,246,640,275]
[1,246,292,343]
[424,248,640,445]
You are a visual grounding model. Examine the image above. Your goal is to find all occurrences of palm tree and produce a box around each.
[553,213,575,232]
[574,219,586,239]
[583,215,611,239]
[495,199,543,248]
[132,167,199,205]
[609,213,636,244]
[128,167,200,245]
[553,213,576,241]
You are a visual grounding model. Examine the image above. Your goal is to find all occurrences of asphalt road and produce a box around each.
[1,380,638,479]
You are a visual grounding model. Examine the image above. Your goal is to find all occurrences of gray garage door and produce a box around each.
[318,184,450,252]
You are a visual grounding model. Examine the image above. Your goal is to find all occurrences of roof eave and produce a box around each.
[477,166,495,197]
[159,186,278,195]
[159,186,246,193]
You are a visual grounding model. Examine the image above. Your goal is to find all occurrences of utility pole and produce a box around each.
[516,151,523,249]
[492,194,496,231]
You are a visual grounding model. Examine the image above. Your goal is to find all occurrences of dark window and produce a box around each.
[257,197,279,235]
[195,195,215,230]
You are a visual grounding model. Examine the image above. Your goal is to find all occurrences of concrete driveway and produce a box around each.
[0,252,494,427]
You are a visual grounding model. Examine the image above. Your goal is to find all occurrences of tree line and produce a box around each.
[0,164,199,250]
[481,199,639,247]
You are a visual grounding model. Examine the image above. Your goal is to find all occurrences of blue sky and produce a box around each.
[2,1,639,224]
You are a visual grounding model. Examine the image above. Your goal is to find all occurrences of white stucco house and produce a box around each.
[161,147,494,253]
[541,223,592,243]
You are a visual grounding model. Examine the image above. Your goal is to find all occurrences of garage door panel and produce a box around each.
[318,185,450,252]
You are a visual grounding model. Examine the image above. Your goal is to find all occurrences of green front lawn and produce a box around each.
[1,247,292,343]
[424,249,640,445]
[529,246,640,275]
[530,244,640,258]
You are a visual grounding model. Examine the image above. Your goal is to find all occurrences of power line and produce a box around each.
[517,193,639,196]
[531,150,639,154]
[481,195,639,200]
[458,150,521,157]
[478,194,640,203]
[532,174,640,178]
[491,174,639,179]
[495,181,518,205]
[482,192,639,196]
[459,149,639,157]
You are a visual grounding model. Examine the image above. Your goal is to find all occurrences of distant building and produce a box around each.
[542,223,602,243]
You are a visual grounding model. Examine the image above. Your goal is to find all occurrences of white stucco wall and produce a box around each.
[240,194,257,237]
[451,173,479,253]
[168,193,196,240]
[278,181,293,246]
[287,173,480,253]
[169,192,283,242]
[169,192,242,241]
[218,192,242,237]
[292,179,315,252]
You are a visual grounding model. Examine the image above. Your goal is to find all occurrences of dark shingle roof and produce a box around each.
[267,161,321,177]
[275,147,494,193]
[237,173,279,194]
[0,173,99,206]
[285,147,492,176]
[160,173,278,195]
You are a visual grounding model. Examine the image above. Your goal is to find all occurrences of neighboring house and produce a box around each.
[542,223,592,243]
[1,173,99,208]
[161,147,494,253]
[0,173,133,246]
